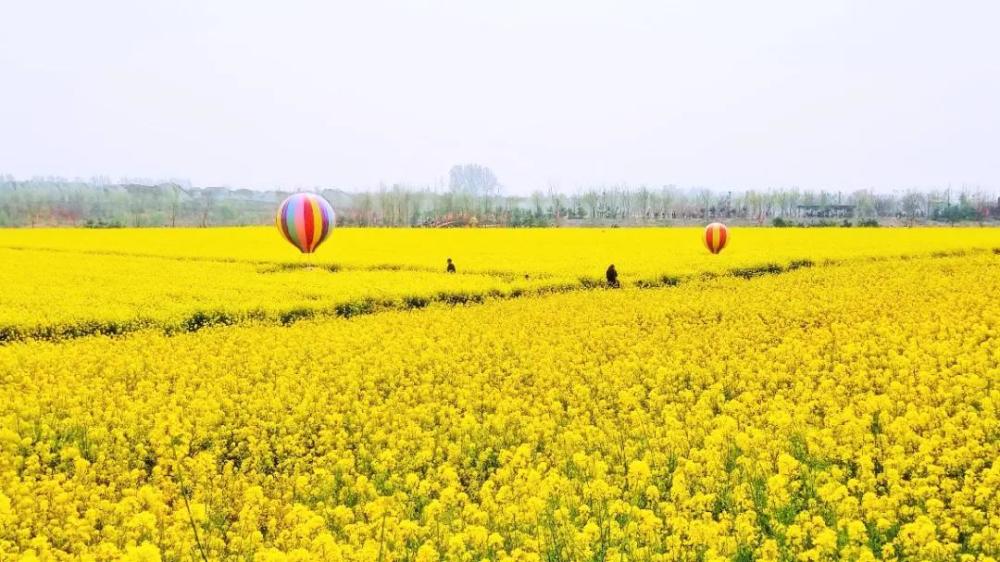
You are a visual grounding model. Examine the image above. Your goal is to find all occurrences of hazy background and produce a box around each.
[2,0,998,194]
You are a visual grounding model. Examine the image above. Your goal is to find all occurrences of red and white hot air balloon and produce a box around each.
[703,222,729,254]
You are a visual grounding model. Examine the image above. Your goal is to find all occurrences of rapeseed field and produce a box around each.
[0,228,997,561]
[1,226,997,277]
[1,227,997,341]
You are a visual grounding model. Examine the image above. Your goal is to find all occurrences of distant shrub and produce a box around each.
[84,219,124,228]
[635,275,680,289]
[182,310,235,332]
[729,263,783,279]
[435,292,484,305]
[0,325,22,343]
[786,259,814,271]
[403,296,430,309]
[335,300,377,318]
[279,308,314,325]
[658,274,681,287]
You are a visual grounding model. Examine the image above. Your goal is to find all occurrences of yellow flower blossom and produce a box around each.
[0,230,997,560]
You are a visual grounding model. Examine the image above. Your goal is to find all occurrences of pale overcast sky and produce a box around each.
[1,0,998,194]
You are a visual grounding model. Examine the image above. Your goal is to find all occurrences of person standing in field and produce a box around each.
[606,264,619,288]
[446,258,456,273]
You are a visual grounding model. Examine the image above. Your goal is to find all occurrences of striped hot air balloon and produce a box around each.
[276,193,336,253]
[703,222,729,254]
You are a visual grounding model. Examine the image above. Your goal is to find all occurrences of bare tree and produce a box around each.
[581,189,599,223]
[166,184,186,227]
[449,163,500,219]
[696,188,713,220]
[198,189,216,227]
[530,190,545,219]
[900,191,925,226]
[635,186,652,222]
[547,182,564,225]
[659,185,677,221]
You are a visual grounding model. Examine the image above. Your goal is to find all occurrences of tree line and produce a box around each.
[1,167,997,228]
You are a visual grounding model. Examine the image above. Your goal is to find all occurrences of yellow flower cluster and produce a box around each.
[1,227,997,341]
[1,226,997,278]
[0,248,541,341]
[1,250,997,560]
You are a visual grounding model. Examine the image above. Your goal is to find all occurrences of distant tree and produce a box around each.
[198,189,217,227]
[2,174,998,228]
[852,190,877,220]
[696,188,713,220]
[581,189,599,222]
[357,192,375,226]
[530,190,545,220]
[448,164,500,219]
[449,164,498,195]
[165,183,185,227]
[634,186,651,222]
[659,185,677,220]
[547,183,564,225]
[900,192,925,226]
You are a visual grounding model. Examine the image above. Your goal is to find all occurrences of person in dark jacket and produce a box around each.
[446,258,456,273]
[606,264,619,287]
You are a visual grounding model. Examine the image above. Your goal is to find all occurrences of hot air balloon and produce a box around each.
[703,222,728,254]
[276,193,335,253]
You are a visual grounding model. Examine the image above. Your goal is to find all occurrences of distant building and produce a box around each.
[796,204,856,218]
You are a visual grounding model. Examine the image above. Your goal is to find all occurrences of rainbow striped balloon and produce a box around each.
[276,193,336,254]
[704,222,729,254]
